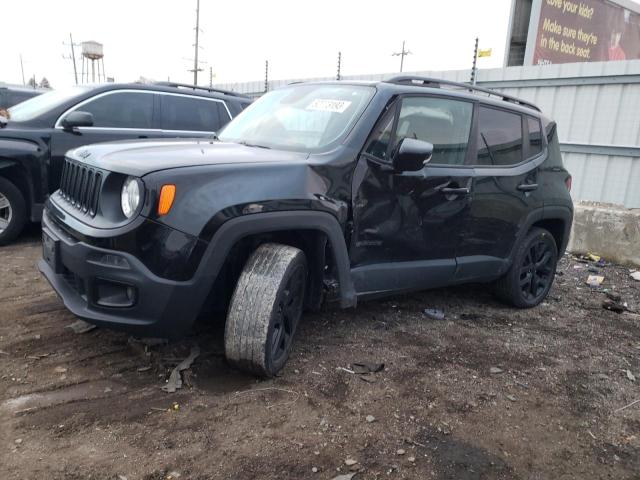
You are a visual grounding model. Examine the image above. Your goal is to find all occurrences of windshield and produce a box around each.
[218,84,375,152]
[8,86,91,122]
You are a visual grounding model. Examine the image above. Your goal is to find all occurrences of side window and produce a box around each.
[216,102,232,125]
[395,97,473,165]
[80,92,154,129]
[161,95,222,132]
[476,106,523,166]
[526,116,542,157]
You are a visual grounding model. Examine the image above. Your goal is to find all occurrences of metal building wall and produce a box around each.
[215,59,640,208]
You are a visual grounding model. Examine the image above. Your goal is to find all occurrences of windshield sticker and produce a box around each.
[306,99,352,113]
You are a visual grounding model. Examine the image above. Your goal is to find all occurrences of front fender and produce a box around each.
[0,137,46,208]
[195,210,356,308]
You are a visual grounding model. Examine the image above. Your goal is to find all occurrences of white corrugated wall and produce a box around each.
[215,60,640,208]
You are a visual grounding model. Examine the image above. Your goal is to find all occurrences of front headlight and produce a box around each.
[121,176,141,218]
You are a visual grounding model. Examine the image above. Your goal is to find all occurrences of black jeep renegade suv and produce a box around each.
[39,77,573,377]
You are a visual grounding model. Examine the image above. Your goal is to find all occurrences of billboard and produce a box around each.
[533,0,640,64]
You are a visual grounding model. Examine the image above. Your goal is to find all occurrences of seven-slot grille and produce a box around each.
[59,158,102,216]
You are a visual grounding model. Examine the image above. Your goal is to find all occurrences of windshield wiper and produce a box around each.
[238,141,271,149]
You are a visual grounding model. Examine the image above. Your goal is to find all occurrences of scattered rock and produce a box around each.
[424,308,445,320]
[605,291,622,302]
[14,438,22,444]
[351,362,384,374]
[66,319,97,334]
[137,366,152,372]
[630,271,640,281]
[506,394,517,402]
[490,367,504,374]
[625,369,636,382]
[312,467,318,473]
[408,456,416,462]
[365,415,375,423]
[331,474,357,480]
[54,366,67,374]
[396,449,405,455]
[345,458,358,466]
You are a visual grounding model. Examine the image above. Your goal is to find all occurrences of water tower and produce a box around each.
[81,41,105,83]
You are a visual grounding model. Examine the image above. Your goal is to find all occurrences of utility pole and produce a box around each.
[392,41,412,73]
[190,0,203,85]
[264,60,269,93]
[209,66,213,87]
[63,33,79,84]
[336,51,342,81]
[470,37,479,85]
[19,54,25,85]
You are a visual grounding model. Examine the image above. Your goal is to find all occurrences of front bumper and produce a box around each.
[38,212,210,338]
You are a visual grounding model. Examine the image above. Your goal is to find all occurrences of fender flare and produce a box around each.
[196,210,357,308]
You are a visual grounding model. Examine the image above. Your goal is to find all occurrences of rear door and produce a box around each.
[454,105,546,281]
[49,90,157,192]
[158,94,232,138]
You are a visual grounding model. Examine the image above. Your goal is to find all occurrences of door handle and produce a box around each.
[440,187,470,195]
[138,135,148,139]
[517,183,538,192]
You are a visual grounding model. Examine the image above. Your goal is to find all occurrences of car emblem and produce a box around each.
[78,150,91,159]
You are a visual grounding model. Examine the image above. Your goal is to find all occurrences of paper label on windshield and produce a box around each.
[306,99,352,113]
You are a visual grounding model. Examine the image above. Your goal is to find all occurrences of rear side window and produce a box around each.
[476,106,523,166]
[161,95,227,132]
[80,91,154,129]
[526,116,543,157]
[394,97,473,165]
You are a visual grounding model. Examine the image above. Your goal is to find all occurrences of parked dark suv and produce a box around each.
[0,82,251,244]
[39,77,573,377]
[0,84,45,110]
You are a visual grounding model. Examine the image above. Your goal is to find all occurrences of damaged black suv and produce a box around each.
[39,77,573,377]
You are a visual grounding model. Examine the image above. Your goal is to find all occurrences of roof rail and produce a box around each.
[385,76,541,112]
[153,81,249,98]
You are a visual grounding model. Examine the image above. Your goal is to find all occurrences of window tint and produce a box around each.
[395,97,473,165]
[365,109,395,161]
[527,116,542,157]
[81,91,154,128]
[161,95,224,132]
[476,107,523,166]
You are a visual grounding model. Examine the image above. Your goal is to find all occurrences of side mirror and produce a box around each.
[392,138,433,172]
[61,111,94,130]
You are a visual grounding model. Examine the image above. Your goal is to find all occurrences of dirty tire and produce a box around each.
[225,243,307,377]
[495,227,558,308]
[0,177,27,246]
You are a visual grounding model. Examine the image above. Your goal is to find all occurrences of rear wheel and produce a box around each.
[495,227,558,308]
[0,177,27,246]
[224,243,307,377]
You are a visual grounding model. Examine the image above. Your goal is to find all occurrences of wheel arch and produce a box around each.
[0,160,32,218]
[197,211,356,311]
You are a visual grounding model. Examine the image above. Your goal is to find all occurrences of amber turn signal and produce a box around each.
[157,184,176,215]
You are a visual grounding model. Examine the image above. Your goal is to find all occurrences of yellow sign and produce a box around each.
[478,48,492,58]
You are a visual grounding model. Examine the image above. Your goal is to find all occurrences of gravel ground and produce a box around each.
[1,229,639,480]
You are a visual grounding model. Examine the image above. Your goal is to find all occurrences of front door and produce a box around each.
[49,90,157,193]
[350,95,476,297]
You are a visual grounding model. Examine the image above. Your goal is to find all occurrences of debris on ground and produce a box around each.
[66,319,97,334]
[490,367,504,374]
[423,308,445,320]
[344,458,358,466]
[586,275,604,287]
[586,253,601,262]
[625,369,636,382]
[365,415,375,423]
[631,271,640,281]
[506,394,517,402]
[331,474,357,480]
[602,299,627,313]
[351,362,384,374]
[605,291,622,302]
[161,345,200,393]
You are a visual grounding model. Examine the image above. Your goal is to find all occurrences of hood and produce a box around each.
[67,138,310,177]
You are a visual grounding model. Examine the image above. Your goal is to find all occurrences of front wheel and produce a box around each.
[0,177,27,246]
[224,243,307,377]
[495,227,558,308]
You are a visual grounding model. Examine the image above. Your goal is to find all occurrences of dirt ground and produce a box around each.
[1,228,639,480]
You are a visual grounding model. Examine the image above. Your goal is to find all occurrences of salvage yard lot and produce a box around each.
[1,231,639,480]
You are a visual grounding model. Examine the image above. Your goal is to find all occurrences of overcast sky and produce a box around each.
[2,0,512,88]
